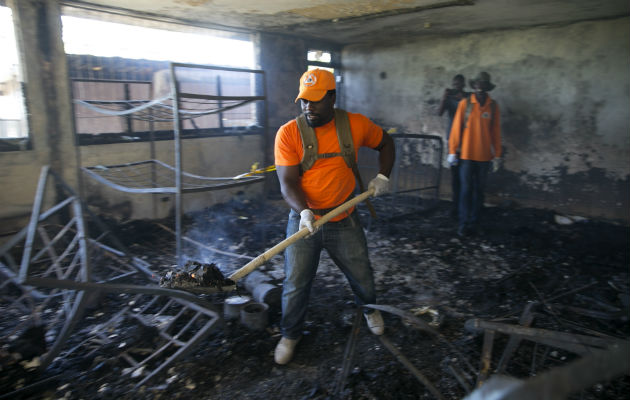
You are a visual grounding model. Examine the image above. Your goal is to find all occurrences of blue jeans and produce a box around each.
[458,160,490,230]
[281,209,376,339]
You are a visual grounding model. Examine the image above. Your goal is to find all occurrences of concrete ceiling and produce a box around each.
[61,0,629,46]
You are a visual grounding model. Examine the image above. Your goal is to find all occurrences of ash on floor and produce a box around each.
[2,199,628,400]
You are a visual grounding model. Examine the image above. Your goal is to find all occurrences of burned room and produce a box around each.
[0,0,628,399]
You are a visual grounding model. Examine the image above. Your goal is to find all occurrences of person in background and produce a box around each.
[438,74,470,218]
[447,71,501,237]
[273,68,395,365]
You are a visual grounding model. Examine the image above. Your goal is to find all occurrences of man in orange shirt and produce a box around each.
[447,72,501,236]
[447,72,501,237]
[438,74,470,218]
[273,68,395,365]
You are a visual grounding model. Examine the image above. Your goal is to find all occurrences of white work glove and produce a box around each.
[299,209,317,233]
[368,173,390,197]
[492,158,501,172]
[447,154,458,166]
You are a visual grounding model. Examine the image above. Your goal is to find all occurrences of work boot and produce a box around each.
[274,336,300,365]
[364,310,385,335]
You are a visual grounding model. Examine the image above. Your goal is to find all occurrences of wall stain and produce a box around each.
[489,167,629,222]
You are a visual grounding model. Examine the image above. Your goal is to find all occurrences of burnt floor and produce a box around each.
[1,198,629,399]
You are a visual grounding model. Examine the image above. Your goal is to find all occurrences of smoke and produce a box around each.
[181,193,257,274]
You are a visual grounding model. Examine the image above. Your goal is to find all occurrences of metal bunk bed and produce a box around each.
[73,62,268,264]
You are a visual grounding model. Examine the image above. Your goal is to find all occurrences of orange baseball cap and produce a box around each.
[295,68,336,103]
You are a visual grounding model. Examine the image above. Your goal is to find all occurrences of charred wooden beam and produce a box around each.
[465,318,624,355]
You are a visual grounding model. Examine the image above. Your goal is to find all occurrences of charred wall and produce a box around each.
[257,32,326,197]
[257,33,307,157]
[342,18,629,223]
[0,1,270,235]
[1,0,77,234]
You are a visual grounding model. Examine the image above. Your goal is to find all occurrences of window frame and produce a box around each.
[62,11,261,146]
[0,4,31,152]
[69,57,266,146]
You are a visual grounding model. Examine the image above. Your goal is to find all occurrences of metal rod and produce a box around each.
[0,197,75,257]
[0,373,65,400]
[496,302,537,373]
[447,363,472,393]
[333,308,363,396]
[477,329,495,387]
[19,166,50,283]
[149,81,158,219]
[378,335,445,400]
[366,304,476,374]
[39,290,90,370]
[216,75,224,130]
[169,63,183,266]
[25,276,217,310]
[73,198,92,282]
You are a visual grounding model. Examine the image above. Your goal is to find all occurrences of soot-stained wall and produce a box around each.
[257,32,310,196]
[342,18,629,222]
[257,33,307,154]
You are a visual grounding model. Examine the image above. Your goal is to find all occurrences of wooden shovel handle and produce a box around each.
[228,188,374,281]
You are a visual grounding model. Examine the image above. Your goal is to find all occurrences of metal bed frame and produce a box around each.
[0,166,223,392]
[72,62,268,265]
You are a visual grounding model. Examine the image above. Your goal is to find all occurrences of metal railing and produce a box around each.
[357,133,443,222]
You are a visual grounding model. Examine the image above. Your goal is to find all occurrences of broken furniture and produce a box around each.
[0,166,223,395]
[332,301,629,399]
[464,317,629,399]
[333,304,476,399]
[72,63,268,265]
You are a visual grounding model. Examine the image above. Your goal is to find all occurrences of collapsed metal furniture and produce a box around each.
[333,304,476,399]
[463,317,630,399]
[332,302,630,400]
[72,62,268,264]
[0,166,222,393]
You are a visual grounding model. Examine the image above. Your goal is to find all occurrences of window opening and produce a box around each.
[307,49,334,73]
[307,48,341,105]
[62,12,259,145]
[307,50,331,63]
[0,6,29,150]
[62,16,255,68]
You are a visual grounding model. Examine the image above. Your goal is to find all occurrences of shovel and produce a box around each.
[228,189,374,282]
[228,188,375,283]
[162,189,374,293]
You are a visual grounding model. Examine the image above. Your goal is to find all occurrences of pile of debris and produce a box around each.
[159,260,235,291]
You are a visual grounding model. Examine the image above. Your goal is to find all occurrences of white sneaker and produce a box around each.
[274,336,301,365]
[364,310,385,335]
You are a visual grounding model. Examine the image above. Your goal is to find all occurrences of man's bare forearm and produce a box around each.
[276,165,308,212]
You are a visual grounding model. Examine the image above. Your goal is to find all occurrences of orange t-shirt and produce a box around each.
[274,112,383,220]
[448,93,501,161]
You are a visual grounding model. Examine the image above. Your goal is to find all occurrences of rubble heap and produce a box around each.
[159,260,234,290]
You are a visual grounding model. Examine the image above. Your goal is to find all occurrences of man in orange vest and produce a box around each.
[438,74,470,218]
[273,68,395,365]
[447,72,502,237]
